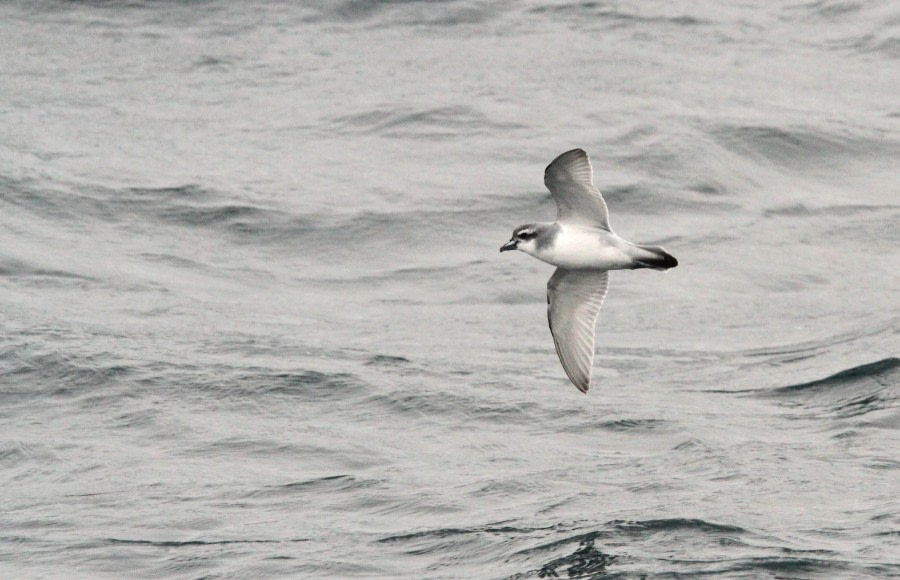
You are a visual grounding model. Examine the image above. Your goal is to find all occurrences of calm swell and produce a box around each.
[1,0,898,578]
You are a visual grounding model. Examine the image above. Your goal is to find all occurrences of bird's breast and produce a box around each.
[535,225,633,270]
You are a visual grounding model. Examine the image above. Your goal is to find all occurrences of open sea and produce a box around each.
[1,1,898,578]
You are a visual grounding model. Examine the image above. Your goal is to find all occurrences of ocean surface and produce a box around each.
[1,1,898,578]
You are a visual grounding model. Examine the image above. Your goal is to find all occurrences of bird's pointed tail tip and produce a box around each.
[634,245,678,270]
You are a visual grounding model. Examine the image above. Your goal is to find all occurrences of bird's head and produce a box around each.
[500,224,541,256]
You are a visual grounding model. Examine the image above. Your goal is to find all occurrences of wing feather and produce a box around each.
[544,148,611,230]
[547,269,610,393]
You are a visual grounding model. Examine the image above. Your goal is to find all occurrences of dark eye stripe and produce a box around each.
[518,231,537,240]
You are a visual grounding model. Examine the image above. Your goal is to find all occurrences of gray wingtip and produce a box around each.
[545,148,588,175]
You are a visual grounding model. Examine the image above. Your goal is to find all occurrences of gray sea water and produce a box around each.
[1,1,899,578]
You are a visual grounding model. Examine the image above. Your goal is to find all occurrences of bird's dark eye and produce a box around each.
[518,231,536,240]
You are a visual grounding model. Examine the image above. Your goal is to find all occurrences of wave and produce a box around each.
[508,536,616,579]
[561,417,672,434]
[787,0,899,58]
[501,518,892,578]
[773,358,899,392]
[601,182,741,215]
[0,180,289,233]
[763,203,899,218]
[762,358,900,419]
[379,522,554,545]
[529,2,709,28]
[104,537,307,547]
[709,122,897,169]
[361,387,566,425]
[505,518,746,557]
[251,474,381,496]
[0,257,96,282]
[0,176,491,251]
[610,517,745,535]
[365,354,412,367]
[113,186,319,239]
[714,556,865,577]
[0,343,133,400]
[328,105,526,139]
[504,518,749,578]
[190,368,370,403]
[303,0,503,27]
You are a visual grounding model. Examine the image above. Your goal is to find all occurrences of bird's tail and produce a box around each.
[632,245,678,271]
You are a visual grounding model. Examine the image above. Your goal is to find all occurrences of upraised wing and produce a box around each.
[544,148,610,230]
[547,268,610,393]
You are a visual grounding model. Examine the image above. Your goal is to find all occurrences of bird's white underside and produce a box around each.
[527,224,634,271]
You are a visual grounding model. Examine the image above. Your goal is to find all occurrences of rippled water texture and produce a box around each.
[1,1,898,578]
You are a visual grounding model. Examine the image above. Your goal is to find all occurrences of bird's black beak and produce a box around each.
[500,239,517,253]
